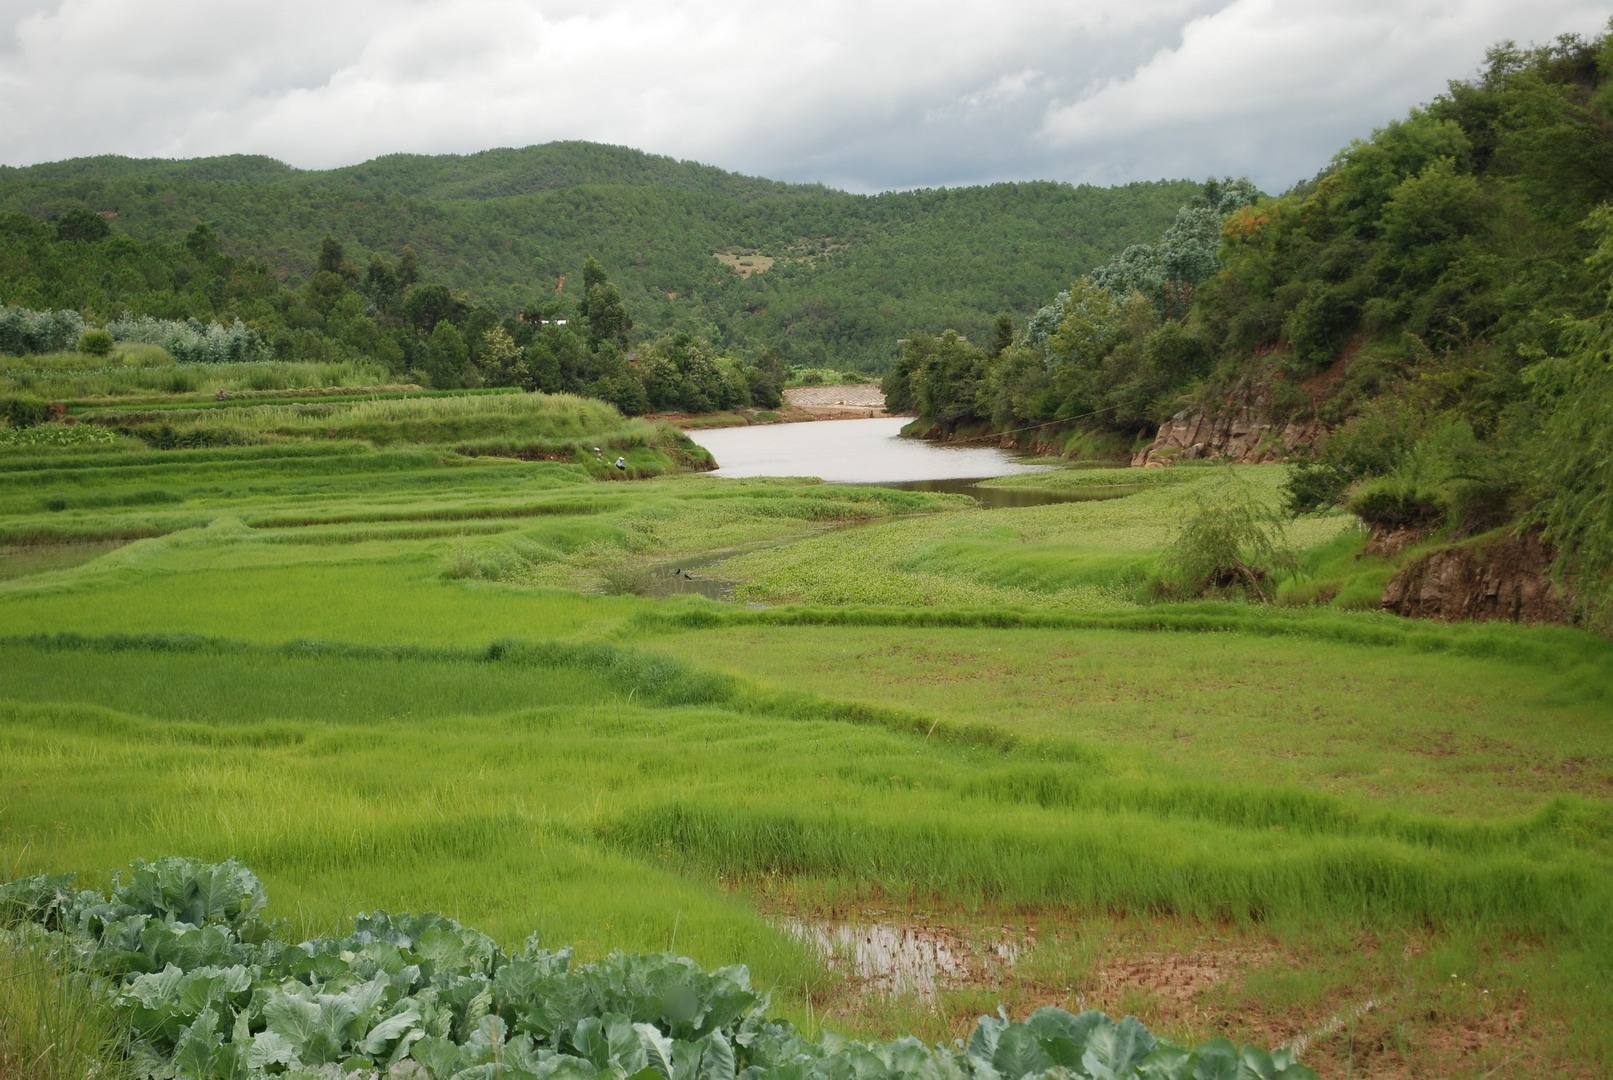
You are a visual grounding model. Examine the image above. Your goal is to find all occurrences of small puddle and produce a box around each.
[633,560,738,601]
[777,917,1031,1000]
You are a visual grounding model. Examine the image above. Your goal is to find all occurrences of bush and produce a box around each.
[1283,459,1351,515]
[77,328,114,356]
[105,314,266,364]
[1156,476,1297,601]
[1346,477,1445,530]
[0,305,85,355]
[0,396,48,428]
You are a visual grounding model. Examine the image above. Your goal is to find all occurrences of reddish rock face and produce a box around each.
[1381,531,1572,624]
[1132,405,1326,467]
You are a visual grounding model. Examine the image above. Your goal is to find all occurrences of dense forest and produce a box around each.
[0,144,1196,370]
[0,215,784,415]
[887,28,1613,629]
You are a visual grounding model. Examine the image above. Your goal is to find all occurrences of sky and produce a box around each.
[1,0,1609,192]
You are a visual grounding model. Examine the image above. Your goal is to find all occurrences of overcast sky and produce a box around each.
[1,1,1609,192]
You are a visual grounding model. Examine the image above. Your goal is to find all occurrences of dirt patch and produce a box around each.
[714,251,776,277]
[1365,524,1431,557]
[783,384,886,410]
[1130,375,1329,468]
[1090,945,1278,1006]
[762,907,1591,1076]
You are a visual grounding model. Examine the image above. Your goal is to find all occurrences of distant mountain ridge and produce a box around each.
[0,141,1198,368]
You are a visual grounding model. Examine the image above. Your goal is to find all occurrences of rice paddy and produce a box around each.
[2,368,1610,1076]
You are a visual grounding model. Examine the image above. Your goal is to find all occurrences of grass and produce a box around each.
[0,935,129,1080]
[2,364,1611,1073]
[710,466,1351,609]
[0,346,388,399]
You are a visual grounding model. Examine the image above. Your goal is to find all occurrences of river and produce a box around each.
[687,416,1046,484]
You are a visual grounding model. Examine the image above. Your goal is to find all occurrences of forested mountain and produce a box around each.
[890,28,1613,628]
[0,143,1196,369]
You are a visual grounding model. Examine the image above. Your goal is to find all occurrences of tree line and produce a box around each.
[0,211,784,413]
[0,143,1195,371]
[890,25,1613,628]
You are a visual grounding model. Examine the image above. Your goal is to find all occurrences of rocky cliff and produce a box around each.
[1131,404,1325,467]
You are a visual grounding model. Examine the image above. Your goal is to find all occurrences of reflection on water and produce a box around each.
[687,417,1050,483]
[776,916,1029,1000]
[633,555,739,601]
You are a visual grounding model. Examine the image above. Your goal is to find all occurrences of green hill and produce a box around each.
[890,28,1613,629]
[0,142,1197,369]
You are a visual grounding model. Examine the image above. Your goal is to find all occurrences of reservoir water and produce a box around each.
[687,416,1047,484]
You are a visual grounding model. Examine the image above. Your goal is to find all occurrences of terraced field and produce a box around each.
[2,359,1610,1076]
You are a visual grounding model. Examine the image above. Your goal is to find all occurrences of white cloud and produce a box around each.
[0,0,1606,191]
[1040,0,1613,188]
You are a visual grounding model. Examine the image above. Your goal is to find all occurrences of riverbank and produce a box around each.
[906,416,1140,464]
[660,384,891,430]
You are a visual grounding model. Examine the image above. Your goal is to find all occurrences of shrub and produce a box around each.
[0,305,85,355]
[1283,459,1351,515]
[77,329,114,357]
[105,314,266,364]
[1156,476,1297,601]
[1,396,48,428]
[1347,477,1445,530]
[1282,283,1358,375]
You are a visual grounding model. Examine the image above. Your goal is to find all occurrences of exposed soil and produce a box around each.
[659,386,890,430]
[714,251,776,277]
[783,384,888,412]
[765,906,1586,1077]
[1090,945,1278,1006]
[1131,375,1328,467]
[1381,530,1572,624]
[1364,524,1433,558]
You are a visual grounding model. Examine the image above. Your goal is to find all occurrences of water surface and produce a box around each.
[688,417,1047,483]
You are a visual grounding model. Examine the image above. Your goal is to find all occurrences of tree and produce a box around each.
[397,245,420,288]
[55,207,109,243]
[909,331,988,427]
[583,281,631,350]
[318,236,350,277]
[478,325,523,387]
[990,314,1015,357]
[575,257,632,350]
[1530,204,1613,631]
[403,284,459,333]
[422,321,469,388]
[185,223,218,259]
[364,256,401,312]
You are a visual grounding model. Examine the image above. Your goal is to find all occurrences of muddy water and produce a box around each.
[777,916,1029,1000]
[687,417,1049,484]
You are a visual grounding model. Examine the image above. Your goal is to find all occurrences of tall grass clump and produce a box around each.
[0,936,128,1080]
